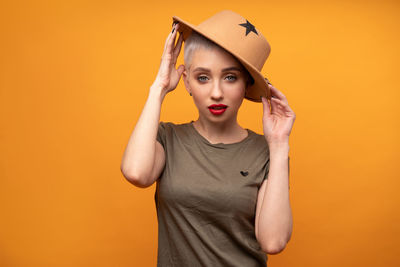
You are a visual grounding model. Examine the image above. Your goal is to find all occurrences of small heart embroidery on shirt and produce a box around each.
[240,171,249,177]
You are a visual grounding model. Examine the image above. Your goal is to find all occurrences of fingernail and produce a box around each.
[172,21,178,27]
[172,27,175,33]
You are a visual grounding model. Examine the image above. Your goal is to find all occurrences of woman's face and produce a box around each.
[183,47,248,123]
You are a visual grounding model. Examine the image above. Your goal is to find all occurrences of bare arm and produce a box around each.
[255,143,292,254]
[256,83,296,254]
[120,22,184,188]
[120,88,165,187]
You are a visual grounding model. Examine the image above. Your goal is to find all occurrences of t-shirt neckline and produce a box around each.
[188,120,253,147]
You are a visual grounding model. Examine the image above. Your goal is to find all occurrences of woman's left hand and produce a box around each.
[261,82,296,144]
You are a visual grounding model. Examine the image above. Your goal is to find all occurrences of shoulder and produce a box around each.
[248,129,269,146]
[158,121,192,137]
[246,129,270,155]
[159,121,191,130]
[158,121,194,148]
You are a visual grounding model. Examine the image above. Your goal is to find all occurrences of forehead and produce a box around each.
[190,47,244,70]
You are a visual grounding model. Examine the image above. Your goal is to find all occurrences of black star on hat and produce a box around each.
[239,19,258,36]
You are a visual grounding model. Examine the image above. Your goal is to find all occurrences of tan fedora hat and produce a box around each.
[172,10,272,102]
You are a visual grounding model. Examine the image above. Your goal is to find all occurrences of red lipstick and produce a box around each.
[208,104,228,115]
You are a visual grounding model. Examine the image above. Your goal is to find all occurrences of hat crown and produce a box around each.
[196,10,270,71]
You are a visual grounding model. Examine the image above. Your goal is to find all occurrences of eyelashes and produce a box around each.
[226,75,237,81]
[197,75,237,82]
[197,76,208,82]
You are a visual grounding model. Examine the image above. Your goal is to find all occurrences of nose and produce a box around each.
[210,80,224,101]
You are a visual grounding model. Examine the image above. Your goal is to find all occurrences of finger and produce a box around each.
[264,77,271,85]
[163,25,175,53]
[269,84,286,101]
[166,26,178,57]
[261,96,271,118]
[271,99,287,117]
[168,24,181,65]
[163,23,179,59]
[269,84,288,104]
[271,97,293,115]
[173,33,184,64]
[171,23,179,47]
[270,96,281,114]
[264,78,275,100]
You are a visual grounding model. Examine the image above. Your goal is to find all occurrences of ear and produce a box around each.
[182,67,191,94]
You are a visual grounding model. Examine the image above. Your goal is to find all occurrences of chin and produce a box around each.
[204,109,236,122]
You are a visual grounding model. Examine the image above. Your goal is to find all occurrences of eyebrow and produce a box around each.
[192,66,243,73]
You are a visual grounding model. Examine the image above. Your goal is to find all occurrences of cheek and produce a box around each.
[191,94,204,110]
[231,89,246,109]
[230,84,246,100]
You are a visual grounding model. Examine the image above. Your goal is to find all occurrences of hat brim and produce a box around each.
[172,16,271,103]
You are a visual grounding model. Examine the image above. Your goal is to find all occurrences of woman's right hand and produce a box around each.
[152,22,185,97]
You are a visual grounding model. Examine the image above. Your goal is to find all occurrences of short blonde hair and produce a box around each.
[184,31,254,87]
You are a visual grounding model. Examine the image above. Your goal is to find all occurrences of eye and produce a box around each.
[225,75,237,81]
[197,75,209,82]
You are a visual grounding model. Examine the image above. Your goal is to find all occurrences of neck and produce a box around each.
[192,115,247,144]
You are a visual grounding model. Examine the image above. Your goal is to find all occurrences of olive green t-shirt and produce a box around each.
[155,121,270,267]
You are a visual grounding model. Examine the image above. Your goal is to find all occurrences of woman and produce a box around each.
[121,10,295,266]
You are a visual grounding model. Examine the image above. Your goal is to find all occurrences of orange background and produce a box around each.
[1,0,399,266]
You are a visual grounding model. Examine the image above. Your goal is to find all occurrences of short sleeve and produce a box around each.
[156,121,167,149]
